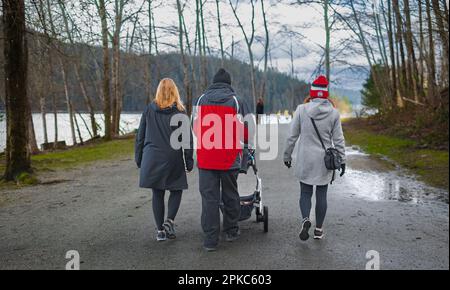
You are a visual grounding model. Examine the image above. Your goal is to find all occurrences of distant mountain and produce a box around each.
[331,87,362,105]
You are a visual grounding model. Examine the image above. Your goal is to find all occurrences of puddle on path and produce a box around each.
[344,147,449,204]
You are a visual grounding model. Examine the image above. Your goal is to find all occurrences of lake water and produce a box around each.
[0,113,142,152]
[0,113,292,152]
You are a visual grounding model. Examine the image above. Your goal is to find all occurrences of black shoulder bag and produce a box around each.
[310,118,342,184]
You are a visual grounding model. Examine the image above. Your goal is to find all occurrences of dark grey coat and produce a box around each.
[135,102,193,190]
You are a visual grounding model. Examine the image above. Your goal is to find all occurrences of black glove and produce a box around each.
[284,161,292,169]
[186,161,194,172]
[340,163,346,177]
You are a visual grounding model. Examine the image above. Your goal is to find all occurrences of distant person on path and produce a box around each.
[192,68,254,252]
[135,78,193,242]
[256,98,265,124]
[283,75,346,241]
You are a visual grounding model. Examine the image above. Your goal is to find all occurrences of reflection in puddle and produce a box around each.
[344,147,449,204]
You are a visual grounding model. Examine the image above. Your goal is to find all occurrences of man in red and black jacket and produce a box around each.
[192,68,255,251]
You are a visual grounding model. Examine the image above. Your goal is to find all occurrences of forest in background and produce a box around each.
[1,0,449,182]
[0,24,309,114]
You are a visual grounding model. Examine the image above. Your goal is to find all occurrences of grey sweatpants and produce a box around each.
[199,169,240,248]
[300,182,328,228]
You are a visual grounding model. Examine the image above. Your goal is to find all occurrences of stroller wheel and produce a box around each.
[263,206,269,233]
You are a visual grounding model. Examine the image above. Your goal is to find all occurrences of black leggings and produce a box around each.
[300,182,328,228]
[152,189,182,231]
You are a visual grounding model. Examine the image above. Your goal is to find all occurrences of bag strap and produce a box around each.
[310,118,326,152]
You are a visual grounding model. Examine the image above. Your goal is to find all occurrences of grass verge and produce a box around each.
[0,138,135,190]
[343,119,449,190]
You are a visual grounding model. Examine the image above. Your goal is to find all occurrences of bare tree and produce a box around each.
[259,0,270,102]
[95,0,112,140]
[58,0,98,137]
[176,0,192,115]
[215,0,225,65]
[229,0,257,111]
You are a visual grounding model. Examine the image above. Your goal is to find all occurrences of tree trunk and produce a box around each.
[392,0,409,99]
[111,34,120,136]
[387,0,400,107]
[404,0,423,102]
[98,0,112,141]
[58,57,77,145]
[40,95,48,144]
[324,0,330,81]
[74,63,98,137]
[71,102,84,145]
[26,98,39,154]
[177,0,192,115]
[52,79,58,148]
[426,0,437,105]
[418,0,425,91]
[431,0,449,86]
[260,0,270,102]
[2,0,32,180]
[147,0,153,103]
[215,0,225,66]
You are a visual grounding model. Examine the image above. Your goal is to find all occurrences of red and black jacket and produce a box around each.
[192,83,254,171]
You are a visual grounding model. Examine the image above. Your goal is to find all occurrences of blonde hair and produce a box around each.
[154,78,185,111]
[303,96,337,108]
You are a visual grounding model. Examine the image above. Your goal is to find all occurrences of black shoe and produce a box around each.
[225,229,241,242]
[299,218,312,241]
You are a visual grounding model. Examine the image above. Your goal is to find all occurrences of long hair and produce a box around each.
[154,78,185,111]
[303,96,337,108]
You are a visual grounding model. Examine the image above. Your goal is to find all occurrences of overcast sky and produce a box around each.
[147,1,369,90]
[65,0,370,90]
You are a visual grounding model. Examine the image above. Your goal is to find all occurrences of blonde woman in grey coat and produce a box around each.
[283,75,346,241]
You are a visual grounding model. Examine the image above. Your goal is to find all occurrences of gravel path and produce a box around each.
[0,124,448,270]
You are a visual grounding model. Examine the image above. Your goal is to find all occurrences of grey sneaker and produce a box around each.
[156,230,167,242]
[163,219,176,239]
[299,218,312,241]
[314,228,325,240]
[225,229,241,242]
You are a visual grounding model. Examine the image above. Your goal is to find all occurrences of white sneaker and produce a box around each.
[156,230,167,242]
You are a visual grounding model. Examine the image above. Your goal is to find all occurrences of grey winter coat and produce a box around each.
[283,98,346,186]
[135,102,193,190]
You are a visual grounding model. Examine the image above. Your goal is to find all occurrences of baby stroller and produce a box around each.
[238,150,268,233]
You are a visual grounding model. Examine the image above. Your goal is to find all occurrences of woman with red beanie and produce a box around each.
[283,75,346,241]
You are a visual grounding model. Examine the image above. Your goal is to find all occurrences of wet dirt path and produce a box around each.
[0,124,448,269]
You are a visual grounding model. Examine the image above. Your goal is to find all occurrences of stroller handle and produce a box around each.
[248,151,258,175]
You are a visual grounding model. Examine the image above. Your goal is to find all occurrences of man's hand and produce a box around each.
[284,161,292,169]
[339,163,346,177]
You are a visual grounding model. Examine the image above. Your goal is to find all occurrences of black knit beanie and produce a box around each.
[213,68,232,85]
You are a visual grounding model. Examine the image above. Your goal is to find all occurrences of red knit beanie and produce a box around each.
[310,75,329,99]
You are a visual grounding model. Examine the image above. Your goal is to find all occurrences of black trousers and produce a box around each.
[199,169,240,247]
